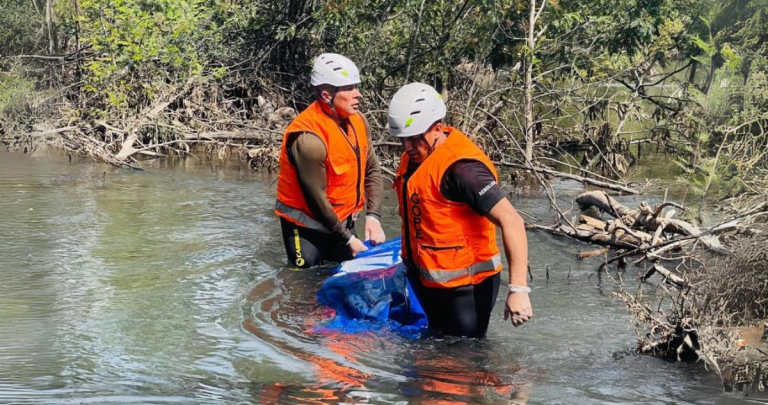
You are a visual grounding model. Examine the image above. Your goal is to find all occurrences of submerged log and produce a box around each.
[527,223,641,249]
[576,191,724,251]
[577,247,609,259]
[640,263,688,288]
[576,191,637,218]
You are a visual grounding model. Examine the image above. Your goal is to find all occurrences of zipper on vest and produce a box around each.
[339,121,362,209]
[402,172,415,263]
[354,141,361,208]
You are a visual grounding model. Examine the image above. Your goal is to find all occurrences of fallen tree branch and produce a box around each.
[496,161,641,194]
[578,247,608,259]
[16,54,67,61]
[21,126,79,139]
[577,191,724,251]
[640,263,688,288]
[188,131,276,142]
[527,223,640,249]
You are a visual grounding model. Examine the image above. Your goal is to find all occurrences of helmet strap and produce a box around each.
[419,134,438,156]
[325,88,341,120]
[428,137,438,156]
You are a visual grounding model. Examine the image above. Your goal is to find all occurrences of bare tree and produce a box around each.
[46,0,55,54]
[523,0,546,163]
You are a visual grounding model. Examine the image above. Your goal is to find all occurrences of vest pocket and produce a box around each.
[416,239,473,271]
[327,158,354,209]
[328,161,351,186]
[419,244,462,251]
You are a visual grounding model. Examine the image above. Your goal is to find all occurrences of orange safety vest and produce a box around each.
[275,101,368,231]
[394,127,501,289]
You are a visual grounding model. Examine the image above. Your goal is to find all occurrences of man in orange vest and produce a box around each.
[389,82,532,337]
[275,53,385,268]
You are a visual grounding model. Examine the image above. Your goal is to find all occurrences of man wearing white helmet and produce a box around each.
[275,53,386,268]
[389,82,532,337]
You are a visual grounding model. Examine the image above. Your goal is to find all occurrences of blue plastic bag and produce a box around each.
[316,237,428,331]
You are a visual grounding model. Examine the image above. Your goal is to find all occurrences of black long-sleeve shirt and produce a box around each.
[405,158,505,216]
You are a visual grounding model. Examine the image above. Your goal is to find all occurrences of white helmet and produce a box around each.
[387,82,446,138]
[310,53,361,87]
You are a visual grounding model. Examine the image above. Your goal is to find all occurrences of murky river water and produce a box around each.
[0,150,764,404]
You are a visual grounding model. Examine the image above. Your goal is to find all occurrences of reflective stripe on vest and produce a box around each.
[417,253,502,284]
[275,200,330,233]
[275,200,361,233]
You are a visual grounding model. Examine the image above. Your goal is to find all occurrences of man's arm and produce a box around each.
[440,160,504,214]
[485,198,532,327]
[360,114,383,219]
[290,132,352,242]
[441,160,532,326]
[359,114,385,244]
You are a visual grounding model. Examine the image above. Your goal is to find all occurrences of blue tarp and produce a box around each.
[316,237,428,334]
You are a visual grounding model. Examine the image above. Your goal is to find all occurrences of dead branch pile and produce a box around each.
[528,190,722,255]
[615,228,768,393]
[531,189,768,392]
[2,78,294,170]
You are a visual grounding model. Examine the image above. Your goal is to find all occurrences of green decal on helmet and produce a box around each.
[340,70,349,77]
[387,82,447,138]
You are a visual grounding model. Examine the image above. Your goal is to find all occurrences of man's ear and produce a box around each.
[427,122,443,140]
[320,89,330,103]
[320,86,336,104]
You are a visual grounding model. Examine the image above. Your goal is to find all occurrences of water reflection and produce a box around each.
[240,261,534,404]
[0,151,761,404]
[396,340,531,404]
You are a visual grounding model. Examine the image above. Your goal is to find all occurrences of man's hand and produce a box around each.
[348,236,369,257]
[504,292,532,327]
[364,217,386,245]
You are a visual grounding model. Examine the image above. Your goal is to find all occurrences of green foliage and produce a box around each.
[79,0,221,112]
[3,0,711,117]
[673,156,710,195]
[316,0,517,91]
[720,43,743,73]
[0,0,763,192]
[693,68,743,125]
[0,0,43,56]
[743,56,768,120]
[0,68,56,138]
[0,73,36,119]
[687,0,768,89]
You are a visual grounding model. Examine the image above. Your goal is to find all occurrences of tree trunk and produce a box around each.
[74,0,82,85]
[405,0,427,83]
[688,59,698,85]
[46,0,55,55]
[524,0,535,163]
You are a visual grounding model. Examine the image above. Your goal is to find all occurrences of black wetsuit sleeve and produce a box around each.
[289,132,352,242]
[440,159,505,215]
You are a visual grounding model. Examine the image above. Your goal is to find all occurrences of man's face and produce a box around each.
[330,84,362,118]
[400,123,442,164]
